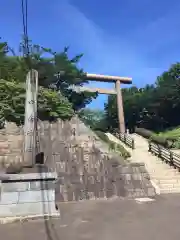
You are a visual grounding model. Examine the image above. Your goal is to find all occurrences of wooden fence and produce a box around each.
[148,141,180,169]
[115,132,135,149]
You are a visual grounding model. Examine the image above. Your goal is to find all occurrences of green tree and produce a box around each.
[104,62,180,133]
[0,38,98,126]
[78,108,106,130]
[0,38,97,111]
[0,79,74,126]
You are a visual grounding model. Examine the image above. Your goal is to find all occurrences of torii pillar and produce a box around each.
[116,79,125,133]
[84,74,132,133]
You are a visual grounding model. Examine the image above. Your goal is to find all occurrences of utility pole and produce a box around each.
[23,70,38,166]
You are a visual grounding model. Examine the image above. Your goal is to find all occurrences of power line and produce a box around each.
[21,0,29,57]
[25,0,28,38]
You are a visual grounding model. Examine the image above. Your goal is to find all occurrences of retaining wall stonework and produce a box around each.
[0,172,59,218]
[0,118,156,219]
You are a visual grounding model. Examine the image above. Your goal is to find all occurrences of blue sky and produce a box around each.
[1,0,180,108]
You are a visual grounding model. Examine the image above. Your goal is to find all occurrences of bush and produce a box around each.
[172,139,180,149]
[135,127,153,139]
[136,127,174,148]
[95,130,131,159]
[95,130,109,142]
[150,134,170,148]
[0,80,74,126]
[116,144,131,159]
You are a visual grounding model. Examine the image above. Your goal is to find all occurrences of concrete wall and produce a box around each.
[0,172,59,218]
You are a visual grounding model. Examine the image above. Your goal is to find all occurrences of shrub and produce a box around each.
[135,127,153,139]
[136,127,174,148]
[172,139,180,149]
[95,130,109,142]
[116,144,131,159]
[150,135,170,148]
[95,130,131,159]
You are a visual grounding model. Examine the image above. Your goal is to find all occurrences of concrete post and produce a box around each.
[116,80,125,133]
[24,70,38,167]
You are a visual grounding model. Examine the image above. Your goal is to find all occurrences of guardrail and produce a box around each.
[115,132,135,149]
[148,141,180,169]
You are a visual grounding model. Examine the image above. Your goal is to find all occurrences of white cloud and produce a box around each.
[55,0,145,76]
[54,0,180,107]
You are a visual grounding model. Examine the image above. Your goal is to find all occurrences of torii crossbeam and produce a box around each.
[71,73,132,133]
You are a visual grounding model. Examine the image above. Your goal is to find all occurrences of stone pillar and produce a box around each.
[24,70,38,167]
[115,80,125,133]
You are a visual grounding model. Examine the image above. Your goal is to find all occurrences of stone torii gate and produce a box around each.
[72,73,132,133]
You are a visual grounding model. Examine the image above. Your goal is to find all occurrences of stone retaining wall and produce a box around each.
[0,172,59,218]
[55,162,156,202]
[0,166,156,219]
[0,119,77,171]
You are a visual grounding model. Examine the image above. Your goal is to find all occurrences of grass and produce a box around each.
[158,126,180,139]
[95,130,131,159]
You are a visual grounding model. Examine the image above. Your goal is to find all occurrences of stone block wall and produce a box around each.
[55,162,156,202]
[0,122,24,170]
[0,119,78,171]
[0,117,110,171]
[0,172,59,218]
[0,167,156,218]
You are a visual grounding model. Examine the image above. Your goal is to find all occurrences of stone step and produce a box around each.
[154,179,180,185]
[151,175,180,180]
[152,179,180,184]
[149,171,179,176]
[147,167,176,172]
[153,175,180,180]
[159,188,180,194]
[153,162,174,167]
[148,166,179,172]
[158,183,180,189]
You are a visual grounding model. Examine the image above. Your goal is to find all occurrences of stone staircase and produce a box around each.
[111,132,180,194]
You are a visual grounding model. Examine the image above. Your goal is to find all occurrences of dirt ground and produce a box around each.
[1,194,180,240]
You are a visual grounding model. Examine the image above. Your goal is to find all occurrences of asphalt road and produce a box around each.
[1,194,180,240]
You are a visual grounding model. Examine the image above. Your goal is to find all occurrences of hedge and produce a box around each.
[135,128,153,139]
[150,135,170,148]
[135,127,173,148]
[95,130,131,159]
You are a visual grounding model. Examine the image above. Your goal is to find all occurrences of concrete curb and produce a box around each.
[0,213,60,225]
[150,180,160,195]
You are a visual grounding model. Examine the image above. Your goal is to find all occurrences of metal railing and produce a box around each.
[148,141,180,169]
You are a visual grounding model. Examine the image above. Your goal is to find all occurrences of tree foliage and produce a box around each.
[78,108,106,130]
[104,63,180,133]
[0,79,74,126]
[0,38,97,126]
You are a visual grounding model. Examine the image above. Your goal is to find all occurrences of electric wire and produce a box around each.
[21,0,30,64]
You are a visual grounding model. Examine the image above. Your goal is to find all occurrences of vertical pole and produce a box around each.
[116,80,125,133]
[24,70,38,167]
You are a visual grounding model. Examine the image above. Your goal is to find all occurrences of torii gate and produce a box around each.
[71,73,132,133]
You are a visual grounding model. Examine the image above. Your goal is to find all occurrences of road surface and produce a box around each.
[1,194,180,240]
